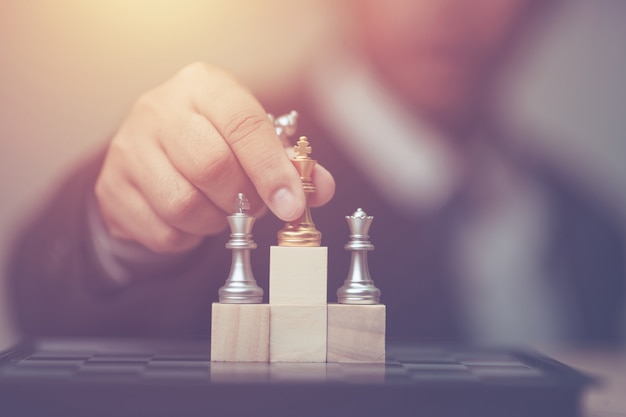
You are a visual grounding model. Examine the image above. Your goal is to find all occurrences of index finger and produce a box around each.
[185,64,306,222]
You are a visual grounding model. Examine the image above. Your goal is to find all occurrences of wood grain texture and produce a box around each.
[270,304,327,362]
[327,304,386,363]
[269,246,327,305]
[210,303,270,362]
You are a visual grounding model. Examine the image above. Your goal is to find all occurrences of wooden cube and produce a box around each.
[269,246,327,305]
[270,304,327,362]
[327,304,386,363]
[210,303,270,362]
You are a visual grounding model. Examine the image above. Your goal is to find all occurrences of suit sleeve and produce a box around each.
[6,148,228,338]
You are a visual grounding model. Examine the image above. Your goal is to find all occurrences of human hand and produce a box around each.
[95,63,335,253]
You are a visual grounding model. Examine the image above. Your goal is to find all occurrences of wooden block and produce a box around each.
[327,304,386,363]
[210,303,270,362]
[269,246,327,305]
[270,304,327,362]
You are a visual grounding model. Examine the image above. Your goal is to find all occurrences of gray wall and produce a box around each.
[500,0,626,227]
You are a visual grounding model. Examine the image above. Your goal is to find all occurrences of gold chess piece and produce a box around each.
[277,136,322,246]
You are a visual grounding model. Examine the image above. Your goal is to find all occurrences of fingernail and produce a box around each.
[271,187,300,221]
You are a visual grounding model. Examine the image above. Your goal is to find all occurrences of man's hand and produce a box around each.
[95,63,335,253]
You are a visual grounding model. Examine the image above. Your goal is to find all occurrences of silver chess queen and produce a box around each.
[337,208,381,304]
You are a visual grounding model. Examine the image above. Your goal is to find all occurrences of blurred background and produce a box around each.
[1,0,625,347]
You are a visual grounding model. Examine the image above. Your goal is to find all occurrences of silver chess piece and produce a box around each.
[218,193,263,303]
[337,208,381,304]
[268,110,298,147]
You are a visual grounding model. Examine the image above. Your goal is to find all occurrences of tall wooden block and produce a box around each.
[211,303,270,362]
[270,304,327,362]
[269,246,327,305]
[327,304,386,363]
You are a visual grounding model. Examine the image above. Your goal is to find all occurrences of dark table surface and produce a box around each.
[0,338,598,417]
[538,345,626,417]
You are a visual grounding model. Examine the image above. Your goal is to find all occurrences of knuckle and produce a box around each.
[204,219,229,236]
[186,146,233,185]
[162,187,203,222]
[177,62,210,78]
[176,62,227,87]
[107,138,129,160]
[150,227,187,254]
[93,195,128,239]
[131,91,162,119]
[107,222,128,240]
[94,171,120,209]
[94,177,108,203]
[94,182,132,240]
[222,111,268,148]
